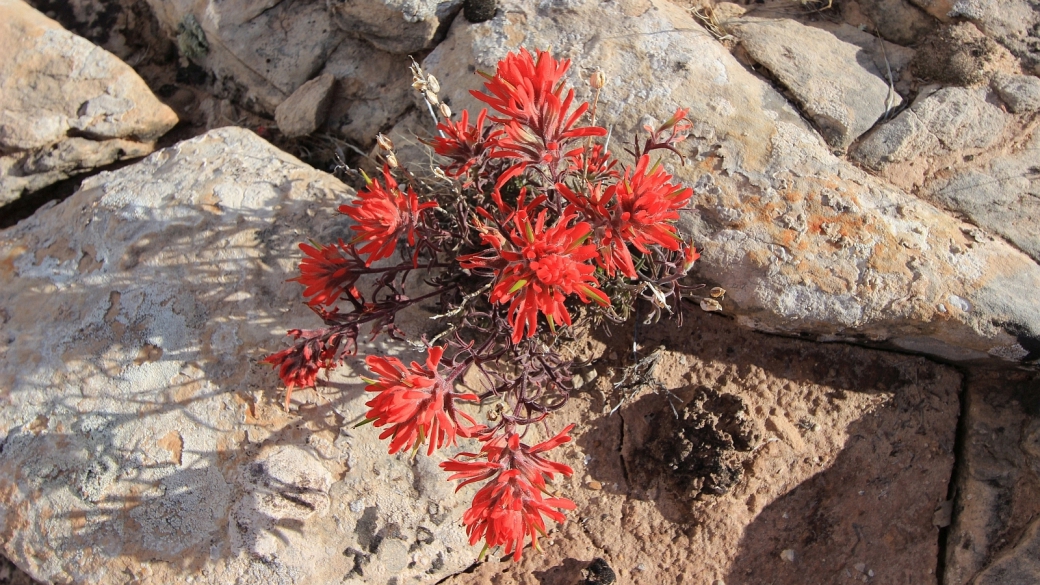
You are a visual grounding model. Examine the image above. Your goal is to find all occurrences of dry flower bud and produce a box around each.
[412,79,426,92]
[700,298,723,312]
[426,91,440,105]
[376,133,394,151]
[385,152,399,168]
[439,102,452,118]
[590,70,606,89]
[710,287,726,299]
[426,74,440,94]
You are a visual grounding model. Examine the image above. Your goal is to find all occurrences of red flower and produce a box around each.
[472,48,605,172]
[460,209,608,343]
[428,108,499,179]
[363,346,479,455]
[442,424,575,490]
[682,242,701,273]
[340,165,437,266]
[441,424,576,560]
[462,470,576,561]
[262,320,352,410]
[290,240,364,308]
[559,155,692,278]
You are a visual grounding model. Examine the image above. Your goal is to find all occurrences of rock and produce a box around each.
[441,311,961,584]
[991,73,1040,113]
[138,0,418,145]
[274,73,336,138]
[946,0,1040,72]
[0,127,474,584]
[911,22,1018,86]
[907,0,957,21]
[328,0,461,54]
[844,0,937,45]
[416,0,1040,366]
[853,86,1007,169]
[923,128,1040,266]
[813,22,917,76]
[141,0,342,114]
[319,38,416,146]
[0,0,178,206]
[972,518,1040,585]
[730,17,901,150]
[943,372,1040,585]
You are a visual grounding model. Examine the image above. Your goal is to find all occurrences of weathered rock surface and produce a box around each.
[0,0,178,206]
[274,73,336,138]
[991,72,1040,113]
[947,0,1040,72]
[444,311,960,584]
[328,0,460,54]
[416,0,1040,366]
[138,0,423,146]
[730,16,902,150]
[853,86,1008,170]
[924,128,1040,266]
[943,371,1040,585]
[0,127,474,584]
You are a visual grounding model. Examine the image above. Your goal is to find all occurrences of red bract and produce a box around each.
[461,209,608,343]
[429,108,499,179]
[462,470,575,561]
[340,165,437,266]
[363,346,480,455]
[561,155,693,278]
[473,48,605,173]
[262,322,351,410]
[291,240,363,308]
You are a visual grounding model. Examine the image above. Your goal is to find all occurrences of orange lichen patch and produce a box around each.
[748,248,772,268]
[0,244,27,278]
[157,431,184,466]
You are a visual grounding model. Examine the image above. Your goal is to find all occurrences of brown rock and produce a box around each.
[943,371,1040,585]
[911,22,1018,86]
[0,0,178,206]
[274,73,336,138]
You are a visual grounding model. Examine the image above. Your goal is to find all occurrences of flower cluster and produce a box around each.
[265,48,702,563]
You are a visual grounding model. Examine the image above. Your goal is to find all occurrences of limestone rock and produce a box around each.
[328,0,461,54]
[0,0,178,206]
[992,72,1040,113]
[853,86,1008,169]
[416,0,1040,365]
[731,16,901,150]
[943,372,1040,585]
[274,73,336,138]
[0,127,474,584]
[923,128,1040,267]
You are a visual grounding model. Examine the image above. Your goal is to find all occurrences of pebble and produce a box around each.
[781,549,796,562]
[588,480,603,490]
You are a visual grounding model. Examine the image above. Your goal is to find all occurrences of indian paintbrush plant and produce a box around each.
[263,48,702,562]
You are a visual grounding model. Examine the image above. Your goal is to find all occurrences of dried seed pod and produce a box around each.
[710,286,726,299]
[426,74,440,94]
[425,91,439,106]
[700,298,722,312]
[590,70,606,89]
[439,102,452,119]
[375,133,394,151]
[385,152,399,169]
